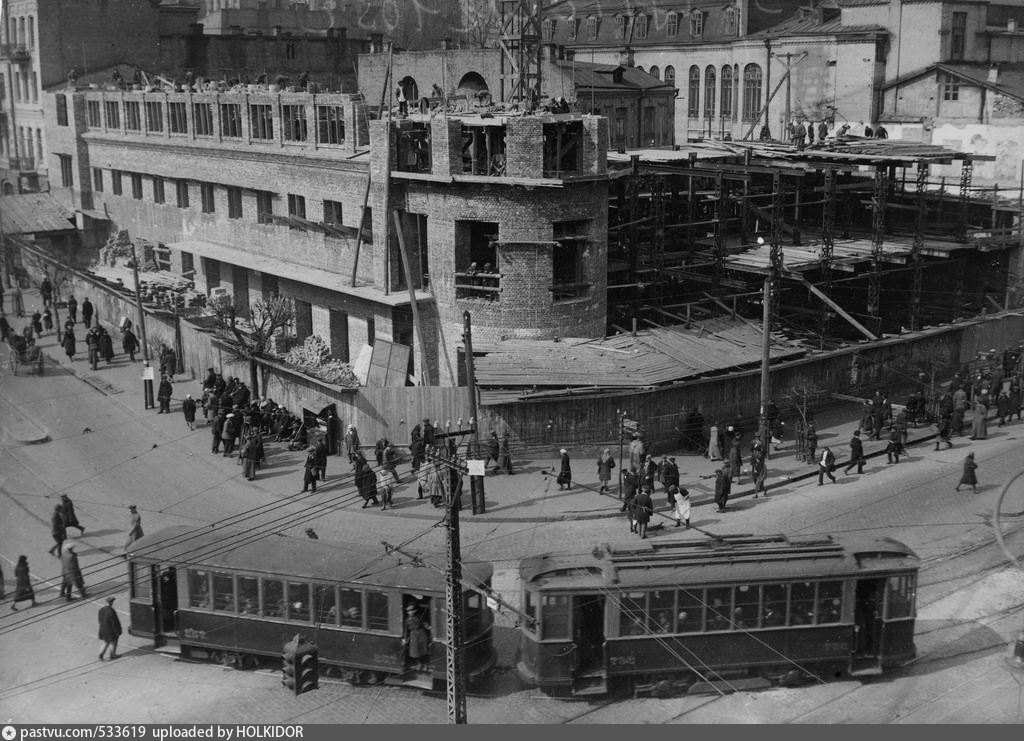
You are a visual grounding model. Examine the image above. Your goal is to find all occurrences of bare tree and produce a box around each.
[209,294,294,398]
[457,0,502,48]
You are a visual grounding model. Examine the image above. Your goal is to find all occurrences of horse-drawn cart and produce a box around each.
[7,335,44,375]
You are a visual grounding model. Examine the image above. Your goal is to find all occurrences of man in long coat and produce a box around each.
[48,504,66,557]
[633,487,654,539]
[98,596,122,660]
[60,542,87,601]
[125,505,144,553]
[843,430,865,475]
[59,494,85,535]
[714,463,732,512]
[157,374,173,414]
[80,297,93,327]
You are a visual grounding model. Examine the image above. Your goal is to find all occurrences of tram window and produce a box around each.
[314,585,337,625]
[541,594,571,639]
[706,587,732,631]
[262,579,284,618]
[238,576,259,615]
[366,591,390,632]
[130,563,151,602]
[762,584,788,627]
[648,590,675,633]
[677,588,704,633]
[818,581,843,623]
[790,582,816,626]
[464,592,482,635]
[213,572,235,612]
[187,570,210,608]
[288,582,311,622]
[339,588,362,628]
[733,584,761,629]
[524,591,537,633]
[886,575,916,619]
[619,592,647,637]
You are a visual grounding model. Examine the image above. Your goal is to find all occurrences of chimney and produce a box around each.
[988,65,999,83]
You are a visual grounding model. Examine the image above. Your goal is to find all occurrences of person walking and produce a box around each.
[125,505,144,554]
[485,431,500,472]
[97,596,123,661]
[59,494,85,535]
[671,485,691,527]
[714,463,732,512]
[633,487,654,539]
[382,441,401,483]
[221,411,238,455]
[61,324,76,361]
[48,503,66,557]
[301,448,318,492]
[12,282,24,317]
[885,427,903,464]
[497,432,513,475]
[121,326,139,362]
[343,424,360,464]
[751,448,767,497]
[707,422,722,460]
[98,326,115,364]
[969,399,989,440]
[818,446,837,485]
[956,452,978,493]
[935,415,954,450]
[596,449,615,493]
[997,389,1012,427]
[241,434,260,481]
[60,542,87,601]
[40,276,53,308]
[85,326,101,370]
[313,436,328,481]
[843,430,866,475]
[182,393,197,431]
[80,297,93,328]
[211,409,226,453]
[42,308,53,334]
[157,374,173,414]
[10,556,37,610]
[556,448,572,490]
[66,295,78,324]
[728,440,743,484]
[804,422,818,463]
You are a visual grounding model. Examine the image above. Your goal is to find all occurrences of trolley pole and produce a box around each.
[463,311,485,514]
[443,455,468,724]
[617,410,625,499]
[130,243,154,409]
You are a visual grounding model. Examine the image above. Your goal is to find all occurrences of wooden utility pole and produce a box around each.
[463,311,485,514]
[130,243,154,408]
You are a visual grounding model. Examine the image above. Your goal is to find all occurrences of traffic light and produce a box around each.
[281,635,298,692]
[294,645,319,695]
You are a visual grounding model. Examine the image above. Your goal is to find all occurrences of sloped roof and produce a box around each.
[880,62,1024,103]
[749,13,886,39]
[558,61,676,91]
[0,193,75,234]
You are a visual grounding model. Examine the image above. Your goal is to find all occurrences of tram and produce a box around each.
[127,526,496,688]
[516,534,919,696]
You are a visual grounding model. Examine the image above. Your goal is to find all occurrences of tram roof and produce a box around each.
[520,534,918,590]
[128,526,492,592]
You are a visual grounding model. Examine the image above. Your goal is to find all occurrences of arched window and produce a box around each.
[704,65,716,118]
[721,65,734,120]
[649,65,659,80]
[664,65,675,88]
[742,63,762,121]
[687,65,700,117]
[636,65,645,74]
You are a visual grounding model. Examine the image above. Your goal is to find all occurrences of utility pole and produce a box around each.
[130,243,154,409]
[784,52,792,132]
[463,311,485,514]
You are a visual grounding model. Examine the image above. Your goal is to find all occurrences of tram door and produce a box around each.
[852,578,885,672]
[157,566,178,635]
[572,595,606,673]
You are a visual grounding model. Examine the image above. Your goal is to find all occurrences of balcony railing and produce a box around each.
[0,44,31,63]
[6,156,36,172]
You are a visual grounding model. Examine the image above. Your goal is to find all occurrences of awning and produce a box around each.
[0,192,75,234]
[168,239,433,308]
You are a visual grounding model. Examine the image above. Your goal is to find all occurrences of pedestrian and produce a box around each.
[42,308,53,333]
[59,493,85,535]
[818,446,837,485]
[955,452,978,493]
[621,467,638,513]
[60,542,87,601]
[885,427,903,464]
[13,282,24,317]
[662,456,679,494]
[935,415,954,450]
[640,454,657,491]
[374,437,388,467]
[85,327,100,370]
[344,424,360,463]
[0,312,10,343]
[997,390,1012,427]
[221,411,237,455]
[58,322,75,360]
[40,275,53,308]
[728,440,743,483]
[556,448,572,490]
[804,422,818,463]
[98,326,115,364]
[125,505,144,553]
[157,373,173,414]
[10,556,37,610]
[182,393,197,431]
[30,308,42,336]
[969,399,988,440]
[672,485,691,527]
[751,449,767,497]
[97,596,122,661]
[714,463,732,512]
[402,603,431,671]
[707,422,722,460]
[633,487,654,539]
[596,448,616,494]
[383,441,401,482]
[121,326,139,362]
[211,410,226,453]
[843,430,865,475]
[817,120,829,142]
[486,431,500,472]
[628,433,645,470]
[81,297,93,327]
[66,295,77,324]
[302,448,318,492]
[48,503,66,557]
[314,436,328,481]
[498,432,513,475]
[241,434,260,481]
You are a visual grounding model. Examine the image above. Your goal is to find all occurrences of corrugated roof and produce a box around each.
[558,61,676,92]
[0,193,75,234]
[473,317,805,390]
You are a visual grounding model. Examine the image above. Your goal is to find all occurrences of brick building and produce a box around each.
[44,85,609,386]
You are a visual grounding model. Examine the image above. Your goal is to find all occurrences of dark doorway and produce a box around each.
[854,578,885,657]
[158,566,178,634]
[573,594,605,673]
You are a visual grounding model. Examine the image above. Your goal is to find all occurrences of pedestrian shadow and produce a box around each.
[251,469,293,481]
[69,529,119,538]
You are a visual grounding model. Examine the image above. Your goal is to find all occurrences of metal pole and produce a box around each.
[443,456,467,724]
[463,311,484,514]
[618,411,624,499]
[784,53,792,133]
[130,243,154,408]
[760,272,772,447]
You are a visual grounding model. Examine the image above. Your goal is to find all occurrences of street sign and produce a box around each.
[141,366,154,381]
[622,418,638,432]
[467,459,486,477]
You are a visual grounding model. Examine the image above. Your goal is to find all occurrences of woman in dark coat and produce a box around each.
[357,461,380,508]
[633,487,654,539]
[58,325,75,361]
[10,555,37,610]
[121,327,139,362]
[596,449,615,493]
[728,440,743,483]
[59,494,85,535]
[714,463,732,512]
[402,603,431,671]
[31,310,43,336]
[157,374,173,414]
[556,448,572,490]
[956,452,978,493]
[98,327,115,363]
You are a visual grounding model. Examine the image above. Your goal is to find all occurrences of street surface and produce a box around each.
[2,325,1024,723]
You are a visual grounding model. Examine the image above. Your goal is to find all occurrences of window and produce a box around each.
[677,588,704,632]
[261,579,284,617]
[615,108,626,139]
[553,219,589,300]
[316,105,345,144]
[58,154,73,187]
[950,11,967,61]
[87,100,101,128]
[213,572,235,612]
[542,18,555,41]
[818,581,843,623]
[366,315,375,346]
[131,172,143,200]
[250,103,273,140]
[704,66,717,118]
[282,104,308,141]
[129,563,151,601]
[220,103,242,138]
[742,63,762,121]
[169,101,187,134]
[176,179,189,208]
[323,199,343,225]
[587,15,599,39]
[615,14,628,40]
[667,11,679,37]
[339,588,362,628]
[125,101,141,131]
[725,6,739,34]
[706,587,732,631]
[648,590,675,633]
[238,577,259,615]
[314,585,336,625]
[187,570,210,608]
[56,94,68,126]
[790,581,816,625]
[762,584,788,627]
[690,10,704,37]
[541,594,570,639]
[649,65,660,80]
[105,100,120,129]
[92,168,103,192]
[524,590,537,631]
[227,187,242,219]
[943,73,960,101]
[112,170,123,196]
[688,65,700,117]
[732,584,760,629]
[193,103,214,136]
[145,101,163,132]
[721,65,735,120]
[569,17,579,40]
[635,14,648,39]
[256,190,274,224]
[200,182,215,213]
[665,65,675,88]
[366,590,389,631]
[287,582,310,622]
[886,575,916,619]
[619,592,647,636]
[288,193,306,220]
[153,177,165,204]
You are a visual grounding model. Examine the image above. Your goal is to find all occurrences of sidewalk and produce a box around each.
[4,285,953,524]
